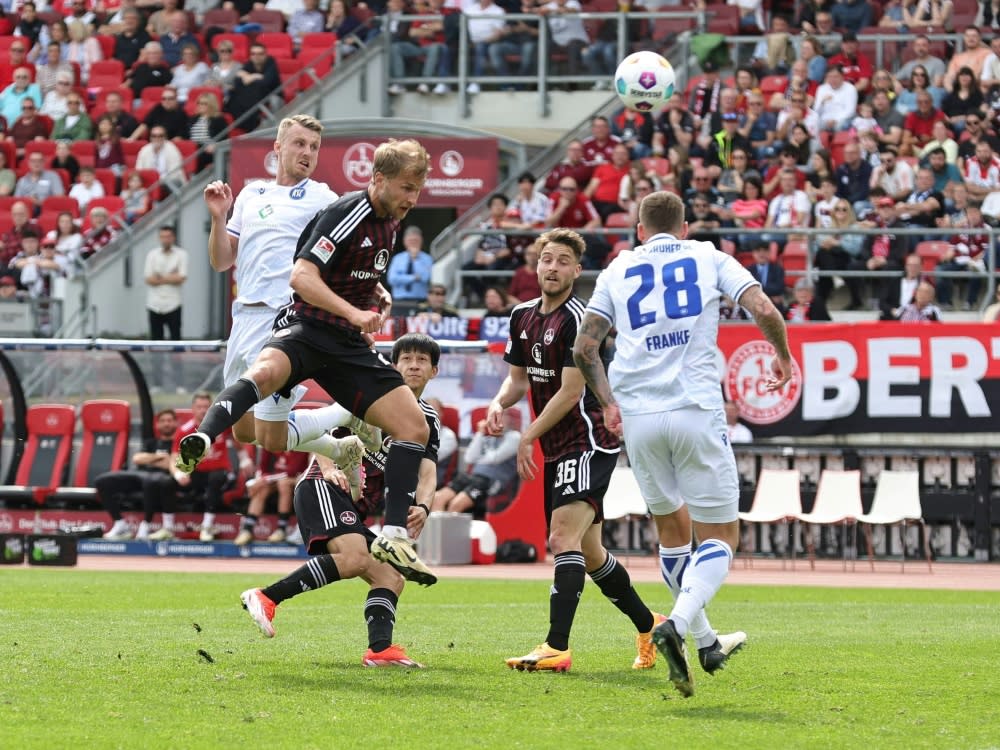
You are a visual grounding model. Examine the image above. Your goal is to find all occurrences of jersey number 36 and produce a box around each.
[625,258,702,329]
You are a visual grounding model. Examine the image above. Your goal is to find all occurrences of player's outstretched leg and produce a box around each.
[505,643,572,673]
[698,631,747,674]
[177,377,262,473]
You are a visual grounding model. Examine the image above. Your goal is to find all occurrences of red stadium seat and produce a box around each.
[916,241,950,273]
[203,7,240,31]
[70,140,96,168]
[121,139,146,169]
[42,195,80,218]
[0,404,76,508]
[244,8,286,32]
[92,168,118,196]
[782,241,809,286]
[88,59,126,91]
[258,32,294,59]
[24,141,57,161]
[174,139,199,176]
[51,400,131,508]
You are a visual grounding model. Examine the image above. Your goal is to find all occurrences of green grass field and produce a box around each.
[1,569,999,750]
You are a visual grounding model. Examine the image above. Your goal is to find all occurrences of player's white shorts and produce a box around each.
[622,404,739,524]
[224,303,305,423]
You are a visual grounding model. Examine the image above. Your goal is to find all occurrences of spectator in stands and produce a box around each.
[937,201,989,308]
[957,112,1000,167]
[15,3,45,51]
[581,115,621,166]
[131,86,188,141]
[896,280,943,320]
[171,45,210,105]
[233,448,309,545]
[119,171,151,224]
[898,35,947,90]
[482,284,514,319]
[981,35,1000,92]
[806,149,836,200]
[925,146,963,190]
[63,0,97,29]
[610,107,653,159]
[462,193,512,301]
[50,132,81,184]
[880,252,926,319]
[868,69,903,103]
[543,139,593,193]
[981,285,1000,321]
[918,119,959,163]
[705,112,752,179]
[415,282,460,320]
[225,43,280,131]
[186,94,227,171]
[14,231,69,305]
[0,68,41,127]
[583,142,630,222]
[943,66,987,134]
[942,179,971,225]
[748,16,794,76]
[1,201,38,268]
[811,11,840,55]
[685,166,728,210]
[389,0,453,95]
[871,91,905,148]
[797,1,830,35]
[688,58,723,129]
[14,150,65,213]
[729,175,768,248]
[652,92,695,155]
[136,126,187,196]
[79,206,117,260]
[622,173,656,225]
[40,72,73,120]
[748,241,786,306]
[506,171,549,230]
[94,114,126,177]
[815,65,859,132]
[715,146,755,202]
[786,278,831,321]
[763,147,807,199]
[582,0,638,83]
[205,42,242,100]
[944,27,992,90]
[536,0,588,88]
[0,274,25,302]
[9,101,50,163]
[961,139,1000,199]
[431,411,520,515]
[833,1,873,32]
[814,173,840,225]
[159,11,199,68]
[698,87,740,153]
[0,149,14,196]
[544,178,606,268]
[903,0,954,30]
[508,240,542,301]
[387,225,434,314]
[902,90,947,155]
[65,19,102,84]
[68,166,104,213]
[741,91,776,165]
[113,9,152,70]
[2,39,35,89]
[896,66,946,118]
[326,0,366,58]
[127,41,174,102]
[45,210,83,262]
[724,401,753,444]
[836,141,873,213]
[828,31,873,94]
[144,224,187,344]
[848,195,909,309]
[815,198,867,302]
[100,91,139,140]
[687,191,733,244]
[146,0,180,37]
[34,42,73,98]
[30,20,68,67]
[101,407,178,541]
[900,165,947,241]
[871,144,916,202]
[289,0,327,48]
[488,0,540,91]
[763,168,811,252]
[774,93,820,154]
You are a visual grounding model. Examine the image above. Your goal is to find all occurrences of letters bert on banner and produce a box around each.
[719,322,1000,437]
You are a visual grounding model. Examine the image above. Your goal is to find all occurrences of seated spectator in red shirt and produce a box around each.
[6,98,48,160]
[762,148,806,199]
[583,142,630,222]
[902,90,947,156]
[580,115,621,166]
[508,241,542,302]
[828,31,873,94]
[544,178,607,268]
[544,139,593,194]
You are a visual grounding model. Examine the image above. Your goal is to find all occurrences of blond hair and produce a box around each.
[277,114,323,141]
[536,228,585,262]
[638,190,685,236]
[373,138,431,181]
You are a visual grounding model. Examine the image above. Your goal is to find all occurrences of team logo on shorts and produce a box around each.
[289,186,306,200]
[724,340,802,425]
[543,328,555,345]
[374,249,390,271]
[310,236,335,263]
[340,511,358,525]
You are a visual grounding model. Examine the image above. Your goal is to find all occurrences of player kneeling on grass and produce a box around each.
[241,334,442,667]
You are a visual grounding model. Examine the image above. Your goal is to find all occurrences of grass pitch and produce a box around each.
[1,568,999,750]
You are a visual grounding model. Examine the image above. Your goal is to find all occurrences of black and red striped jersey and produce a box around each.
[281,190,398,332]
[504,295,619,461]
[304,398,441,520]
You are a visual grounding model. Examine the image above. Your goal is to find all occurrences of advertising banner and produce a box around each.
[720,322,1000,436]
[229,136,498,209]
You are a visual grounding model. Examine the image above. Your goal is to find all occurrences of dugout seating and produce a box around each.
[50,400,131,508]
[438,404,460,488]
[0,404,76,508]
[797,470,864,570]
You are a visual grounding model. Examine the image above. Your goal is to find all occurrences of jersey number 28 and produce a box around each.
[625,259,702,329]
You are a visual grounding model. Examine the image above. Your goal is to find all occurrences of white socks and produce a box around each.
[667,539,733,639]
[659,543,716,648]
[285,404,353,451]
[201,512,215,530]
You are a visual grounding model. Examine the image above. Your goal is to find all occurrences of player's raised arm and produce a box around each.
[737,285,793,391]
[205,180,238,272]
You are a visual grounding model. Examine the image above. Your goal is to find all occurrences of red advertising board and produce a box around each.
[229,136,499,209]
[720,322,1000,436]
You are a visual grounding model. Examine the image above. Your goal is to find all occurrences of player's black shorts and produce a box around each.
[264,319,404,417]
[449,472,492,512]
[293,476,375,555]
[543,449,620,528]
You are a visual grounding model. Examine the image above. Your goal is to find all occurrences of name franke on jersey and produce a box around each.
[647,329,690,351]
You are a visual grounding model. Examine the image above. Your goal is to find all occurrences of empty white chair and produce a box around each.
[858,470,932,572]
[738,469,802,567]
[796,469,863,569]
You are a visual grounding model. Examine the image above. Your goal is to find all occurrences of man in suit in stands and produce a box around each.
[747,241,786,309]
[880,253,927,320]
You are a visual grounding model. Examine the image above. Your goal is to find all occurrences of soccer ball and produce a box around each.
[614,51,675,113]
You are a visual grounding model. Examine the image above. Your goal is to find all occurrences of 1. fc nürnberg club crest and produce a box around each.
[343,142,376,188]
[724,340,802,425]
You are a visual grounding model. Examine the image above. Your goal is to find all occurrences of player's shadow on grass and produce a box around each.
[266,665,471,695]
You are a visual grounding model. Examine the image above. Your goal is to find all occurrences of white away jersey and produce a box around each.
[587,232,758,415]
[226,178,338,308]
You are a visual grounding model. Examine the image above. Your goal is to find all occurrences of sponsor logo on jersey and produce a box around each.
[290,186,306,200]
[543,328,555,346]
[361,237,373,248]
[374,249,390,271]
[724,340,802,425]
[340,511,358,525]
[531,342,543,364]
[310,236,335,263]
[258,204,273,219]
[520,330,528,339]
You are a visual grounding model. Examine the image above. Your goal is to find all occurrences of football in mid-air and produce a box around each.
[614,51,675,113]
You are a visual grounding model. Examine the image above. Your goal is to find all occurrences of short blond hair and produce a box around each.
[638,190,685,236]
[373,138,431,181]
[536,227,585,262]
[277,114,323,141]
